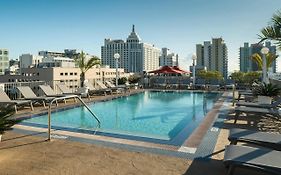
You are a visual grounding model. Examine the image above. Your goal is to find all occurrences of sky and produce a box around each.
[1,0,281,72]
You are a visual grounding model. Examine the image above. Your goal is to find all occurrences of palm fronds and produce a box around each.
[251,53,278,70]
[0,105,19,135]
[258,10,281,50]
[74,51,101,87]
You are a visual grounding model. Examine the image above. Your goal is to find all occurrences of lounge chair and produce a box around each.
[84,82,109,96]
[17,86,55,108]
[234,106,279,123]
[96,81,112,94]
[228,128,281,151]
[0,89,33,112]
[105,81,126,93]
[236,97,281,109]
[57,84,89,98]
[237,90,253,101]
[39,85,74,103]
[224,145,281,175]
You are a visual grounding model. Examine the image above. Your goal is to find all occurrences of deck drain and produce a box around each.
[178,146,197,154]
[51,134,68,139]
[210,127,219,132]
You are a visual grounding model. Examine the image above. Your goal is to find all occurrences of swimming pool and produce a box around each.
[22,91,221,145]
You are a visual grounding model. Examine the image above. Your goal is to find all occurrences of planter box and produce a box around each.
[258,96,272,104]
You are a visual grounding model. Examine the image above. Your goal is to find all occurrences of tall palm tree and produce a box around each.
[75,51,100,87]
[259,10,281,50]
[251,53,278,71]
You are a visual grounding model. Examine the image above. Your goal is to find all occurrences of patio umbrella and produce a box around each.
[149,66,189,88]
[148,66,183,74]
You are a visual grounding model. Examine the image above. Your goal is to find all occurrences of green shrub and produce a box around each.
[118,77,127,85]
[252,83,281,97]
[128,75,141,84]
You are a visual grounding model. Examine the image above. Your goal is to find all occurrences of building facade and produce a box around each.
[0,49,9,75]
[159,48,179,67]
[101,25,161,73]
[196,38,228,79]
[239,42,277,73]
[19,54,43,68]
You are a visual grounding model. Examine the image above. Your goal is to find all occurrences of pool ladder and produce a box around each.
[47,95,101,141]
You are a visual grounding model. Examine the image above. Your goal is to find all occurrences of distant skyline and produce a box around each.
[1,0,281,72]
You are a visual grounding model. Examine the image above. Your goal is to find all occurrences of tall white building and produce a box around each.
[0,49,9,75]
[196,38,228,79]
[19,54,43,68]
[159,48,179,66]
[101,25,161,73]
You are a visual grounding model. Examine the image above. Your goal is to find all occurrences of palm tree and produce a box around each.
[75,51,100,87]
[251,53,278,71]
[259,10,281,50]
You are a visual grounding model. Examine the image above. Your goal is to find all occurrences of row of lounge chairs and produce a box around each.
[0,81,129,113]
[223,90,281,175]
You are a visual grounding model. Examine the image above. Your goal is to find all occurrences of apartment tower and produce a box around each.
[196,38,228,79]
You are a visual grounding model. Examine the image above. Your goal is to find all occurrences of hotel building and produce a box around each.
[101,25,161,73]
[196,38,228,79]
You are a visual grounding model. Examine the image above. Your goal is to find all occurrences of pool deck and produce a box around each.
[1,89,280,174]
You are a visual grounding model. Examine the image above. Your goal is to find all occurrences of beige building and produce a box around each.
[0,66,129,93]
[0,49,9,75]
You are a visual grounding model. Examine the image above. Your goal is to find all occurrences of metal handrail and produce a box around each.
[47,95,101,140]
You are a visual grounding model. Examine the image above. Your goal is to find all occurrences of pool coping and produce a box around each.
[13,90,231,159]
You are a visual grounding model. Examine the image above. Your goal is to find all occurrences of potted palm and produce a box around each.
[253,83,281,104]
[74,51,100,92]
[0,105,19,142]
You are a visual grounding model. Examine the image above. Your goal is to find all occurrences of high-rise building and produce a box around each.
[101,25,161,73]
[196,38,228,79]
[159,48,179,67]
[0,49,9,75]
[239,42,276,73]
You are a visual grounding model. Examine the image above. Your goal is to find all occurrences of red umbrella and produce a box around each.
[172,66,190,74]
[149,66,184,74]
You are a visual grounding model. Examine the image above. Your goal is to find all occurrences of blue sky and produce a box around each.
[1,0,281,71]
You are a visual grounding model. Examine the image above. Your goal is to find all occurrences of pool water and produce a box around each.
[23,91,221,144]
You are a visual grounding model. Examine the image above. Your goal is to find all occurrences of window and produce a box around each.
[37,73,39,76]
[60,73,63,76]
[65,73,68,76]
[4,51,8,55]
[70,72,73,75]
[74,72,77,75]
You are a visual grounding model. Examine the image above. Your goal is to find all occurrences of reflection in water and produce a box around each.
[203,93,208,115]
[80,107,87,127]
[192,93,196,121]
[115,103,119,128]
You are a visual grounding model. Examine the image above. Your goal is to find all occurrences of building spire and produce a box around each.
[132,24,135,33]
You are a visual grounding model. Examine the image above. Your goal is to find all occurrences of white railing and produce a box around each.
[47,95,101,141]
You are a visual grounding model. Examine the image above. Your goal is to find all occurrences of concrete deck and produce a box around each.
[0,89,280,174]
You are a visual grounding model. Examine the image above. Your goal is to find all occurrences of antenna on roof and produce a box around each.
[132,24,135,32]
